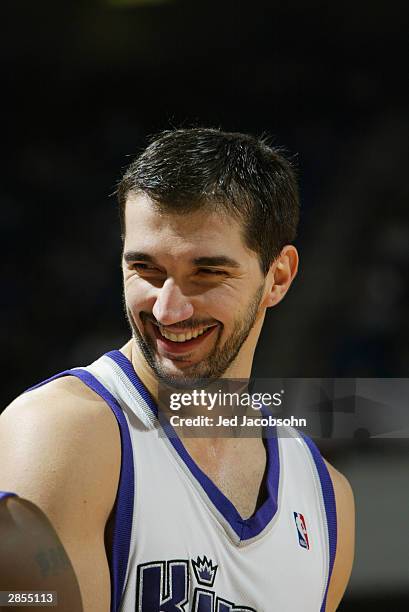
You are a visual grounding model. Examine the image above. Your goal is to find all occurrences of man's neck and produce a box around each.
[120,338,263,448]
[121,337,256,402]
[119,338,268,518]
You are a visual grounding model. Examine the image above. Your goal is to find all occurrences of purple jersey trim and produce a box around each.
[164,417,279,541]
[25,367,134,612]
[105,350,159,417]
[106,350,280,542]
[300,433,337,612]
[0,491,17,502]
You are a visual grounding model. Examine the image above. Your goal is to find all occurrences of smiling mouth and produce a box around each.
[150,321,218,352]
[157,323,216,342]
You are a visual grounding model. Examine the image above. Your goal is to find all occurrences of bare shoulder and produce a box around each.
[324,460,355,612]
[0,375,121,611]
[2,374,109,420]
[0,375,121,526]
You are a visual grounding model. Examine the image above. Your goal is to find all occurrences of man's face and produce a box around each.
[122,193,268,387]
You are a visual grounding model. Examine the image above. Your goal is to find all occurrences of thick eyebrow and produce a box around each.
[123,251,241,269]
[192,256,241,269]
[123,251,157,264]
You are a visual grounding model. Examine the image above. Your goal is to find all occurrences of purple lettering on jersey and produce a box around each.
[137,560,189,612]
[193,589,214,612]
[136,558,256,612]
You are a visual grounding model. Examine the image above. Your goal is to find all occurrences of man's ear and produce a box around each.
[263,245,299,308]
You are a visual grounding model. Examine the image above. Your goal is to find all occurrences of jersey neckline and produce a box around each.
[106,349,280,543]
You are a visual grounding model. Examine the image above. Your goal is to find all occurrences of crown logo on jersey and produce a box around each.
[192,555,218,587]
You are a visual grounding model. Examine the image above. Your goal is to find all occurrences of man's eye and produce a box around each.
[198,268,225,276]
[133,263,161,273]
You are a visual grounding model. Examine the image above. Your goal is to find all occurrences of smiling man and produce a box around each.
[122,193,272,387]
[0,128,354,611]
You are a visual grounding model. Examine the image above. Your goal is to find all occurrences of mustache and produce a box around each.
[140,312,218,331]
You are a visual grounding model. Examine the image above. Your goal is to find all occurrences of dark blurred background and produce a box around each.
[1,0,408,609]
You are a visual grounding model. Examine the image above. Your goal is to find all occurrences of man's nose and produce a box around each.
[152,278,194,326]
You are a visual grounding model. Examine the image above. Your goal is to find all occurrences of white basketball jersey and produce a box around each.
[22,349,337,612]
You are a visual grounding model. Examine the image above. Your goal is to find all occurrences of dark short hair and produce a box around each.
[117,128,300,275]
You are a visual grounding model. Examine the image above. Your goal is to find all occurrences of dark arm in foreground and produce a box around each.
[0,496,82,611]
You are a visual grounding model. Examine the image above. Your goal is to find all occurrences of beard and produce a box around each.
[125,283,265,388]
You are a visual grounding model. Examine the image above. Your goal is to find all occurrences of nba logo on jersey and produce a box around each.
[294,512,310,549]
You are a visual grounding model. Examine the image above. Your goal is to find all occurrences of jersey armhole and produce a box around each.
[300,433,337,612]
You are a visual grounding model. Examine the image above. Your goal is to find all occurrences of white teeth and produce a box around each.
[159,325,213,342]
